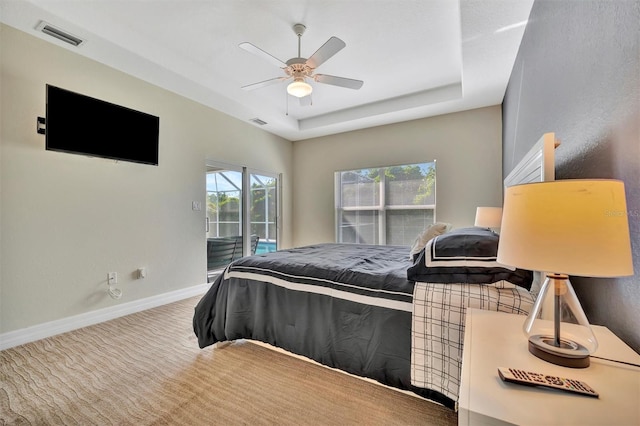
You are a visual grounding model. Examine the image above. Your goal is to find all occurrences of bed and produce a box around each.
[193,133,559,410]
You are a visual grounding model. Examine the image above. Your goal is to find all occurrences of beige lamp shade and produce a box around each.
[497,179,633,277]
[474,207,503,228]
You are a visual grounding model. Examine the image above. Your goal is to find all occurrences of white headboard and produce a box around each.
[503,133,560,309]
[504,133,560,187]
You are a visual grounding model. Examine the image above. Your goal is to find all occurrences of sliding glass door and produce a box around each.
[206,163,279,274]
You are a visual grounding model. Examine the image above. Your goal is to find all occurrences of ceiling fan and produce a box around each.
[239,23,363,105]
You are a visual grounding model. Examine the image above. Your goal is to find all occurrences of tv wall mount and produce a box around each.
[37,116,46,135]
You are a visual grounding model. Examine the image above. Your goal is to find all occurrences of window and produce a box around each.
[335,162,436,245]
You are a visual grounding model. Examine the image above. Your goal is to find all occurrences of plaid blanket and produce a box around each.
[411,281,535,404]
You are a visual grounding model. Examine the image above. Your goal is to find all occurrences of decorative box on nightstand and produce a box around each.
[458,309,640,426]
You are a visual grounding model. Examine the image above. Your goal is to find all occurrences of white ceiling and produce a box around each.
[0,0,534,141]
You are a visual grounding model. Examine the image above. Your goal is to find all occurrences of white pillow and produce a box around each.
[409,222,452,260]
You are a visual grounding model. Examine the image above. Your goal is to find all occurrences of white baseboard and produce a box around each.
[0,283,209,351]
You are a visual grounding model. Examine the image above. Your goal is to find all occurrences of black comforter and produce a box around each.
[193,243,454,408]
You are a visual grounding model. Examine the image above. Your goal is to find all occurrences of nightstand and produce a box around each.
[458,309,640,426]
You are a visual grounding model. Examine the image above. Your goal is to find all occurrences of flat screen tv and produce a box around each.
[46,85,159,166]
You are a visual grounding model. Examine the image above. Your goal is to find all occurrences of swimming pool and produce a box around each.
[255,241,277,254]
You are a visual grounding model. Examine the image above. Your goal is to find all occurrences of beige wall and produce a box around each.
[0,23,502,337]
[0,24,292,333]
[292,106,503,246]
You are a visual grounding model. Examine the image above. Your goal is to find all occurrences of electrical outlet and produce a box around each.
[108,272,117,285]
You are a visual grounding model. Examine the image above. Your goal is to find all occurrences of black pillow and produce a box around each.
[407,227,533,290]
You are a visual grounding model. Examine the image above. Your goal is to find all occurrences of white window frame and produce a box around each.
[335,161,436,245]
[206,161,281,257]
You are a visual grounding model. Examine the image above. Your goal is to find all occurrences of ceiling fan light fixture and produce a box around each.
[287,78,312,98]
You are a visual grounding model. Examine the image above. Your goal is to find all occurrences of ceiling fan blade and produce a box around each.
[299,95,312,107]
[241,77,287,91]
[239,42,286,68]
[314,74,364,90]
[306,36,346,69]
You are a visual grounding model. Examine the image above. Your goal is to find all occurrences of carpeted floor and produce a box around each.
[0,296,457,425]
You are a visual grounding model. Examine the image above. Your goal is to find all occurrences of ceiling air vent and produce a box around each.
[249,118,268,126]
[35,21,84,47]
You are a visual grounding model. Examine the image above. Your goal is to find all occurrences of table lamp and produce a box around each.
[497,180,633,368]
[474,207,503,229]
